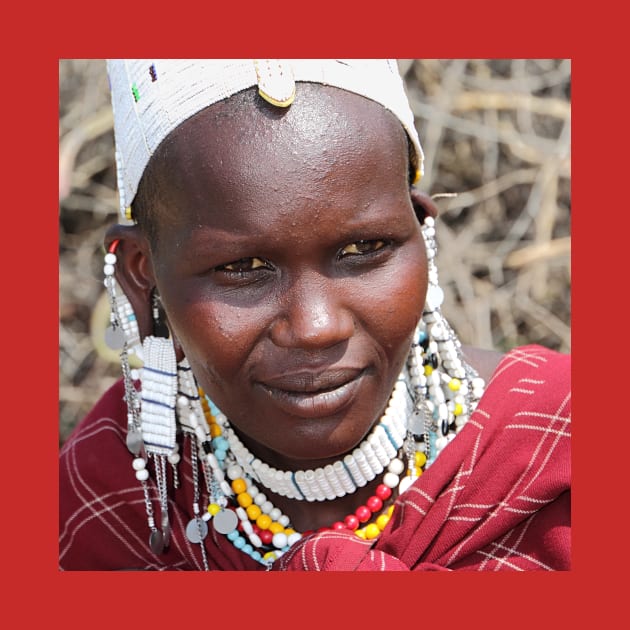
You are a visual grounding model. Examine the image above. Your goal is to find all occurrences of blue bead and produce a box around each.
[227,530,239,541]
[242,543,254,555]
[233,536,245,549]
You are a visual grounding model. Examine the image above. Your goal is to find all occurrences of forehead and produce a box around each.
[148,84,410,232]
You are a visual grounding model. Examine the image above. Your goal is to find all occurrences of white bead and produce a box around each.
[254,493,267,506]
[269,507,282,521]
[104,252,117,264]
[249,533,262,548]
[132,457,146,471]
[398,475,414,494]
[272,532,288,549]
[202,511,212,521]
[261,500,273,514]
[226,464,243,480]
[241,520,254,535]
[103,264,115,276]
[220,480,232,496]
[135,468,149,481]
[287,532,303,546]
[278,514,290,527]
[235,507,247,521]
[167,452,180,465]
[383,472,400,488]
[205,453,219,470]
[388,458,405,475]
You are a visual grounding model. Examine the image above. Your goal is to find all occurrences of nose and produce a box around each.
[270,273,355,350]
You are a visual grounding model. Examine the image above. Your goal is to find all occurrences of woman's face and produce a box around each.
[149,85,428,470]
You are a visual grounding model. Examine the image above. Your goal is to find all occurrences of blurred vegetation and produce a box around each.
[58,59,571,445]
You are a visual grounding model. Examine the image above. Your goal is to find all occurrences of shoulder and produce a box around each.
[462,344,570,387]
[461,345,504,384]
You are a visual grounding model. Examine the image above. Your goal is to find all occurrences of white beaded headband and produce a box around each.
[107,59,424,221]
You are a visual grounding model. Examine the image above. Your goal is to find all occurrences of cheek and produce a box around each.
[357,252,427,350]
[163,297,266,387]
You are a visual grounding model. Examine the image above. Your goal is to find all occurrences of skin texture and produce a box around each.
[106,84,500,529]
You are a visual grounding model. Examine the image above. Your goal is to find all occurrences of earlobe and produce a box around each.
[409,187,439,224]
[104,224,155,341]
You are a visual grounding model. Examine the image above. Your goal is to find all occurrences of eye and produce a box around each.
[217,257,271,273]
[340,239,386,257]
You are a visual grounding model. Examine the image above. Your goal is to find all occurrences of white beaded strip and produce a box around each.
[140,335,178,456]
[223,371,412,502]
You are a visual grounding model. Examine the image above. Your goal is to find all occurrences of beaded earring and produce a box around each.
[137,290,179,550]
[404,216,485,481]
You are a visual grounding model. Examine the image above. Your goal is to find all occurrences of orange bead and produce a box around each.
[246,504,262,520]
[236,492,253,508]
[209,424,222,437]
[256,514,272,530]
[231,478,247,494]
[268,521,284,534]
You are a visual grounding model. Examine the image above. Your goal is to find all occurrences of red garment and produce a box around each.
[59,345,570,571]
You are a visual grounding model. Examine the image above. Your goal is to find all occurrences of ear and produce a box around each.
[104,223,155,342]
[409,186,439,224]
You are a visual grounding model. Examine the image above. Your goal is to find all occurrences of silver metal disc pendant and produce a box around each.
[126,430,143,456]
[186,518,208,544]
[213,508,238,535]
[105,325,126,350]
[149,529,164,554]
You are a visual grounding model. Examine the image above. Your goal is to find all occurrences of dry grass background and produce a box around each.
[58,59,571,446]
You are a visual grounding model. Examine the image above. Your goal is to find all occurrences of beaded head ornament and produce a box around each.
[107,59,424,220]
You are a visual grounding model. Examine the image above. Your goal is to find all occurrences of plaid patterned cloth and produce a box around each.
[59,344,570,571]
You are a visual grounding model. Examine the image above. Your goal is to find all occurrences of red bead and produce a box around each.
[355,505,371,523]
[259,529,274,545]
[344,514,360,530]
[366,495,383,512]
[375,484,392,500]
[317,526,330,533]
[332,521,346,531]
[252,524,262,535]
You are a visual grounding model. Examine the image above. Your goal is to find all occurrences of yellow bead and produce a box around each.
[284,528,296,536]
[376,514,390,531]
[364,523,380,539]
[269,521,284,534]
[415,451,427,467]
[415,466,424,477]
[448,378,461,391]
[256,514,272,530]
[387,504,395,517]
[231,478,247,494]
[209,423,222,437]
[237,492,253,508]
[263,551,277,562]
[207,503,221,516]
[354,528,367,539]
[424,365,433,376]
[453,403,463,416]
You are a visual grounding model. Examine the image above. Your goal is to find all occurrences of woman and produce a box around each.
[59,59,570,571]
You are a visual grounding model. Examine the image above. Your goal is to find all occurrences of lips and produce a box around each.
[256,368,366,418]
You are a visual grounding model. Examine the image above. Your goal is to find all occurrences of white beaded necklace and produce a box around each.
[223,372,413,502]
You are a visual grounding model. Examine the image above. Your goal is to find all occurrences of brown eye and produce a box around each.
[341,240,386,256]
[220,257,269,272]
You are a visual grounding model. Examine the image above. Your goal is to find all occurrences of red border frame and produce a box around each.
[6,2,620,624]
